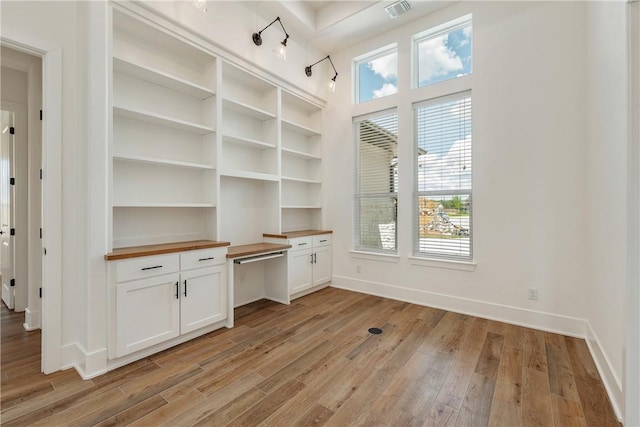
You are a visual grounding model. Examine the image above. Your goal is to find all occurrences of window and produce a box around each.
[414,15,472,88]
[354,110,398,253]
[414,92,472,261]
[355,45,398,103]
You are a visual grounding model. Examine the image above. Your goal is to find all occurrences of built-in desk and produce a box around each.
[226,242,293,313]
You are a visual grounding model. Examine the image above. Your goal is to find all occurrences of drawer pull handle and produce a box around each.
[320,239,327,242]
[198,257,215,261]
[141,265,162,271]
[298,242,307,246]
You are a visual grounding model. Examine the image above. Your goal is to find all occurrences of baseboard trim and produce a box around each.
[23,308,41,331]
[585,322,624,422]
[61,342,108,380]
[332,276,587,337]
[331,275,623,422]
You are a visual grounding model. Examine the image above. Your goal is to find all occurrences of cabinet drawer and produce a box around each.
[313,234,332,247]
[181,247,227,270]
[115,254,179,283]
[289,236,313,251]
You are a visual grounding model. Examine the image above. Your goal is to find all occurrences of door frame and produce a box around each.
[1,36,63,374]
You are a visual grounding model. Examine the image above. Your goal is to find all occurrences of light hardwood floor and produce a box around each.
[1,287,620,426]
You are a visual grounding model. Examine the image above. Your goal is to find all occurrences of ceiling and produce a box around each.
[244,1,454,53]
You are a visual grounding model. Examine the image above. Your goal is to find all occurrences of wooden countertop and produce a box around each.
[105,240,231,261]
[263,229,332,239]
[226,242,292,259]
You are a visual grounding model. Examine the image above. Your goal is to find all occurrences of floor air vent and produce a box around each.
[384,0,412,19]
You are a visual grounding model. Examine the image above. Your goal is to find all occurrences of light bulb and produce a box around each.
[328,78,336,92]
[274,42,287,60]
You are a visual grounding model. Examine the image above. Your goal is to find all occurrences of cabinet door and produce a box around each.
[312,245,332,287]
[180,265,227,334]
[116,273,180,357]
[288,248,313,295]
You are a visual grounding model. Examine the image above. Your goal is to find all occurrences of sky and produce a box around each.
[358,23,472,103]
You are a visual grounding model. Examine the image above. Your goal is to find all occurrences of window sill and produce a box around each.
[350,250,400,263]
[408,256,476,271]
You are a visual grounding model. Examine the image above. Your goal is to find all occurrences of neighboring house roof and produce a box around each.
[360,120,427,155]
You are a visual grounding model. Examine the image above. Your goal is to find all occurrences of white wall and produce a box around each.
[326,1,589,331]
[585,2,628,418]
[627,3,640,424]
[134,0,329,99]
[1,0,89,366]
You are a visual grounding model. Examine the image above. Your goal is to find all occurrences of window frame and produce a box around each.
[413,91,473,262]
[353,108,399,254]
[412,14,472,89]
[353,43,398,104]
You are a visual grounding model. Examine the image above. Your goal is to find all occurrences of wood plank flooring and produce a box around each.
[1,288,621,426]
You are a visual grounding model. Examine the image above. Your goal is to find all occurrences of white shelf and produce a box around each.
[113,105,215,135]
[222,98,275,121]
[281,176,321,184]
[281,148,321,160]
[222,134,275,150]
[113,57,215,99]
[282,118,321,136]
[281,205,322,209]
[220,169,279,182]
[113,154,214,170]
[113,202,216,208]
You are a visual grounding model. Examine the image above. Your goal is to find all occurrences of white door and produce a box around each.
[288,248,313,295]
[115,273,180,357]
[1,110,15,309]
[180,266,226,334]
[312,245,332,287]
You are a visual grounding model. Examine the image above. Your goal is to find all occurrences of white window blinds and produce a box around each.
[354,110,398,253]
[414,92,472,261]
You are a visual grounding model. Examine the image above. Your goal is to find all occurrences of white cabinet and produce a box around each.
[288,245,313,295]
[116,273,180,357]
[180,265,226,334]
[110,246,228,358]
[267,233,332,299]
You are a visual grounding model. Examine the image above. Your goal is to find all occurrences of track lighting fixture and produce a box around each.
[252,17,289,60]
[305,55,338,92]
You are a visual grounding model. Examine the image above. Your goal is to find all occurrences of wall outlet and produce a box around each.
[528,287,539,300]
[238,272,246,283]
[356,265,362,274]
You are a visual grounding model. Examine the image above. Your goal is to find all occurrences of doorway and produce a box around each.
[1,45,43,367]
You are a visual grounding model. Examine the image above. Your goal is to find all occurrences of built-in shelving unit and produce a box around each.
[109,9,325,249]
[218,61,280,245]
[111,9,217,248]
[280,90,323,231]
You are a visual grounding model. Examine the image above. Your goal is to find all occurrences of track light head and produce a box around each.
[305,66,313,77]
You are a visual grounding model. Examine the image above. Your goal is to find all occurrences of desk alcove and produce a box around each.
[226,242,293,317]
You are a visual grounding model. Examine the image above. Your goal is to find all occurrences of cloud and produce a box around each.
[373,83,398,98]
[367,52,398,80]
[418,34,463,83]
[418,135,472,191]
